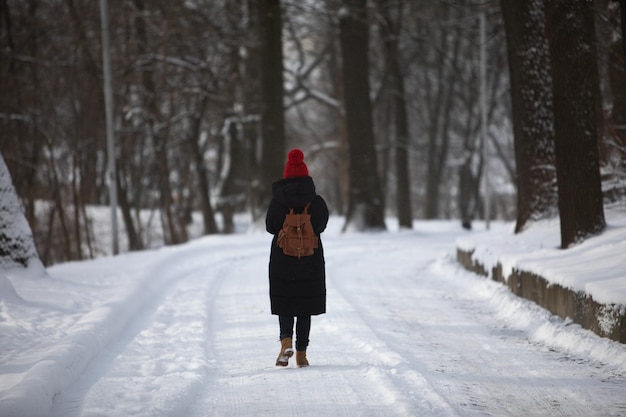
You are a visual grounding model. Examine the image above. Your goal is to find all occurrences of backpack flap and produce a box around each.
[277,205,318,258]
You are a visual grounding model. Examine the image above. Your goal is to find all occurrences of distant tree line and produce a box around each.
[0,0,624,265]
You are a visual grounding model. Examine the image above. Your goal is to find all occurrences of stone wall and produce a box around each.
[457,248,626,344]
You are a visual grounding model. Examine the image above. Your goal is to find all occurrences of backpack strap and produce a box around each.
[286,201,312,215]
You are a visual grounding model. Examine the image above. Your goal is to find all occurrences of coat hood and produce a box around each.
[271,176,317,208]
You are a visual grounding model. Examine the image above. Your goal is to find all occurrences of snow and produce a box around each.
[0,154,38,266]
[456,204,626,306]
[1,211,626,416]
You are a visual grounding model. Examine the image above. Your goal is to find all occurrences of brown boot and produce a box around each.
[296,350,309,367]
[276,337,294,366]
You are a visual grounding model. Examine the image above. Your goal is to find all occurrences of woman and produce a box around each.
[265,148,329,367]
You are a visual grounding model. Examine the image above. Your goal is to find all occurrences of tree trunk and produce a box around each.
[501,0,558,233]
[116,168,144,251]
[378,0,412,229]
[188,97,218,235]
[218,121,246,234]
[240,0,263,222]
[339,0,386,231]
[257,0,286,221]
[545,0,606,248]
[617,0,626,77]
[604,0,626,201]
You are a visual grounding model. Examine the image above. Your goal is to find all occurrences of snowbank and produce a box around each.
[456,204,626,343]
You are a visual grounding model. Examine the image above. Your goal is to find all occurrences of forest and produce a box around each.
[1,0,625,266]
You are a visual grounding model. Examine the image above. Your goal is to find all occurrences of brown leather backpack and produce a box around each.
[277,202,319,258]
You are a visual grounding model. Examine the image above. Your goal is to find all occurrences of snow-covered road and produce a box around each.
[5,220,626,417]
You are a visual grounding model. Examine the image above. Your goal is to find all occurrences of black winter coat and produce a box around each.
[266,176,329,316]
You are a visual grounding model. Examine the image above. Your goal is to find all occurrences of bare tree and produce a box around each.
[339,0,385,231]
[187,97,219,235]
[280,1,348,214]
[377,0,412,229]
[132,0,187,245]
[598,0,626,201]
[545,0,606,247]
[423,14,461,220]
[257,0,287,221]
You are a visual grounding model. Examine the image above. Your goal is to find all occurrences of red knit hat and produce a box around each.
[283,148,309,178]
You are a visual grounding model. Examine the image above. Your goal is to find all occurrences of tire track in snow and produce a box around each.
[421,257,626,416]
[186,232,452,417]
[50,239,266,417]
[189,233,471,416]
[186,246,371,417]
[325,233,626,416]
[323,236,460,416]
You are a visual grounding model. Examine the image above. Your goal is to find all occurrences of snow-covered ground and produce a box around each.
[1,212,626,417]
[457,203,626,307]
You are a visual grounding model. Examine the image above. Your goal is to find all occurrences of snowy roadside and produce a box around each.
[456,204,626,343]
[0,236,267,417]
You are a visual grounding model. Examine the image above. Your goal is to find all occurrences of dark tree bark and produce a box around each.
[339,0,386,231]
[616,0,626,76]
[501,0,557,233]
[218,121,240,234]
[604,0,626,201]
[116,171,144,251]
[545,0,606,248]
[257,0,286,220]
[188,97,218,235]
[457,161,477,229]
[377,0,412,229]
[240,0,263,222]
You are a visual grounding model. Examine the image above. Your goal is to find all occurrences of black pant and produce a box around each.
[279,315,311,351]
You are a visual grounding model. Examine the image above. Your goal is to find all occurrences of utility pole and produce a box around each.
[100,0,119,254]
